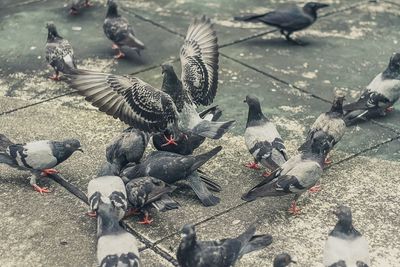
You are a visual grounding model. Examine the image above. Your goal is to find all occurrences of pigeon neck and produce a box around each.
[330,99,344,114]
[331,219,361,238]
[106,5,119,18]
[98,212,121,236]
[303,6,318,20]
[51,142,77,164]
[383,62,400,80]
[162,71,186,111]
[246,104,268,127]
[47,30,61,42]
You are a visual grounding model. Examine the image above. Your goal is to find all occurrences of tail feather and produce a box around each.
[187,173,220,207]
[198,105,222,122]
[197,169,222,192]
[239,234,273,258]
[48,173,89,205]
[0,134,13,151]
[151,195,180,212]
[234,13,267,22]
[241,179,286,202]
[190,146,222,173]
[192,120,235,139]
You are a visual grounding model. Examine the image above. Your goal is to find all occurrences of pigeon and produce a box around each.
[343,53,400,125]
[177,224,273,267]
[97,201,141,267]
[122,146,222,206]
[234,2,329,44]
[69,0,93,15]
[87,175,128,219]
[125,176,180,224]
[0,134,83,194]
[298,94,346,164]
[274,253,296,267]
[323,205,370,267]
[152,105,222,155]
[244,95,288,176]
[242,135,327,214]
[65,16,235,141]
[45,22,77,80]
[103,0,145,59]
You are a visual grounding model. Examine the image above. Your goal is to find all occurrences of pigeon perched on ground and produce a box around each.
[152,105,222,155]
[97,201,141,267]
[0,134,83,194]
[69,0,93,15]
[177,224,273,267]
[234,2,329,44]
[273,253,296,267]
[323,205,370,267]
[343,53,400,125]
[125,176,180,224]
[242,136,327,214]
[103,0,145,58]
[87,176,128,219]
[45,22,77,80]
[298,94,346,164]
[122,146,222,206]
[244,95,287,176]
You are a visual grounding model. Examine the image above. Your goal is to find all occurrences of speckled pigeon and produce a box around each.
[0,134,82,194]
[344,53,400,125]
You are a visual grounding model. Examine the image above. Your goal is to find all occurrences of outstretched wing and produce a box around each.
[180,15,219,106]
[65,69,178,133]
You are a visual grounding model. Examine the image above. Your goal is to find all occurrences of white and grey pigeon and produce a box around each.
[344,53,400,125]
[96,201,141,267]
[323,205,370,267]
[298,94,346,165]
[69,0,93,15]
[65,16,234,142]
[0,134,83,194]
[242,135,327,214]
[87,175,128,219]
[125,176,180,224]
[103,0,145,59]
[45,22,77,81]
[273,253,297,267]
[244,95,288,176]
[177,224,273,267]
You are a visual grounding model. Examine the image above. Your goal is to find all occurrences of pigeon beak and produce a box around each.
[291,260,297,264]
[77,148,84,153]
[317,3,329,9]
[243,99,247,103]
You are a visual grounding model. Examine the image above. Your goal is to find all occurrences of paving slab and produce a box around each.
[156,153,400,267]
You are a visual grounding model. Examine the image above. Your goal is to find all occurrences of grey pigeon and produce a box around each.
[242,136,327,214]
[152,105,222,155]
[103,0,145,59]
[298,94,346,164]
[323,206,370,267]
[69,0,93,15]
[344,53,400,125]
[0,134,82,194]
[121,146,222,206]
[274,253,296,267]
[97,201,141,267]
[45,22,77,80]
[125,176,180,224]
[87,175,128,219]
[234,2,329,44]
[244,95,287,176]
[177,224,273,267]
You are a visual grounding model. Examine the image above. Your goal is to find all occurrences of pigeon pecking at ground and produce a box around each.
[0,134,83,194]
[152,105,222,155]
[125,176,180,224]
[177,224,273,267]
[244,95,288,176]
[273,252,297,267]
[323,205,370,267]
[96,200,141,267]
[242,135,327,215]
[69,0,93,15]
[45,22,77,81]
[343,53,400,125]
[121,146,222,206]
[298,94,346,165]
[234,2,329,44]
[103,0,145,59]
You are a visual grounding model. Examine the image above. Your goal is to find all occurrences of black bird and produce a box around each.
[244,95,287,176]
[274,253,296,267]
[298,95,346,165]
[343,53,400,125]
[69,0,93,15]
[234,2,329,44]
[323,206,370,267]
[45,22,76,80]
[121,146,222,206]
[177,224,273,267]
[152,105,222,155]
[125,176,180,224]
[0,134,82,194]
[103,0,145,58]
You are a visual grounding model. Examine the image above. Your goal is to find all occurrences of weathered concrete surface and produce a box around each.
[1,0,400,266]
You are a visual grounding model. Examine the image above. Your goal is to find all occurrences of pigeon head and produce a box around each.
[273,253,296,267]
[244,94,261,106]
[126,179,148,208]
[330,94,345,114]
[180,224,197,246]
[46,22,62,41]
[303,2,329,17]
[245,94,268,126]
[63,139,83,153]
[106,0,119,17]
[161,63,179,83]
[383,53,400,79]
[333,205,352,224]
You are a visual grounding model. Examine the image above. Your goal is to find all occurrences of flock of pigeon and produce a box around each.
[1,0,400,266]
